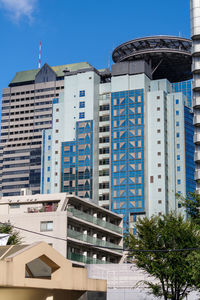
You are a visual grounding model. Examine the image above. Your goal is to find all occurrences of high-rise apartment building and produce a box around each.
[0,62,91,196]
[190,0,200,193]
[40,36,195,231]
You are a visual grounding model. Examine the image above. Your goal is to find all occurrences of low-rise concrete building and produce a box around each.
[0,193,123,265]
[0,241,107,300]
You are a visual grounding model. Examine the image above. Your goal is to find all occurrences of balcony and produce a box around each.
[27,203,58,213]
[67,208,122,234]
[194,152,200,163]
[193,95,200,107]
[67,228,122,253]
[192,61,200,73]
[193,115,200,126]
[194,133,200,144]
[195,170,200,180]
[67,251,109,264]
[192,80,200,91]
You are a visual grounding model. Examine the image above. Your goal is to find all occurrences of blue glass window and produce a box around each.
[47,177,50,182]
[176,133,180,138]
[48,156,51,161]
[47,189,50,194]
[177,179,181,185]
[176,122,179,126]
[177,144,180,149]
[177,166,181,171]
[79,101,85,108]
[48,135,51,140]
[47,167,50,171]
[176,99,179,104]
[79,112,85,119]
[177,155,180,160]
[48,145,51,150]
[176,110,179,116]
[79,90,85,97]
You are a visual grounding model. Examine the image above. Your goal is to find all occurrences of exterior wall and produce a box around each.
[0,193,123,264]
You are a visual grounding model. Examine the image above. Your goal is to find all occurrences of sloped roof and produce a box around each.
[10,62,92,85]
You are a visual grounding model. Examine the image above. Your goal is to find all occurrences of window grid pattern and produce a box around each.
[184,107,195,194]
[110,89,145,232]
[61,120,93,199]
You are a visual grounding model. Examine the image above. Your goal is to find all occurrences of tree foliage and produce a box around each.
[178,192,200,226]
[0,223,22,245]
[127,213,200,300]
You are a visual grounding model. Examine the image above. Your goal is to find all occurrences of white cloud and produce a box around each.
[0,0,37,21]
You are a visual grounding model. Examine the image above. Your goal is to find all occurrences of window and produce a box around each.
[55,151,58,154]
[177,144,180,149]
[55,161,58,165]
[55,172,58,176]
[157,129,161,133]
[177,166,181,172]
[177,179,181,185]
[157,96,160,99]
[158,188,162,192]
[48,146,51,150]
[177,155,180,160]
[150,176,154,183]
[48,135,51,140]
[157,107,160,111]
[176,133,180,138]
[79,90,85,97]
[176,122,179,126]
[79,112,85,119]
[48,156,51,161]
[157,152,161,156]
[56,129,59,133]
[158,163,161,167]
[176,99,179,104]
[158,200,162,204]
[47,177,50,182]
[56,119,59,123]
[47,167,50,172]
[56,108,59,112]
[79,101,85,108]
[157,141,161,144]
[40,221,53,232]
[55,140,58,144]
[157,118,160,122]
[158,175,161,179]
[55,183,58,187]
[176,110,179,116]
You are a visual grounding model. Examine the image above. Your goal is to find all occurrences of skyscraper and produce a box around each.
[0,62,91,196]
[40,36,195,231]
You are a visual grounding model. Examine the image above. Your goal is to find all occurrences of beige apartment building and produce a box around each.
[0,62,91,197]
[0,192,123,265]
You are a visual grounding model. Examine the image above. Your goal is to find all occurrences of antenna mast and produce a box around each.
[38,41,41,69]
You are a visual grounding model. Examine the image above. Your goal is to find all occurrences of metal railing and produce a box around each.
[67,208,122,234]
[67,251,110,264]
[67,228,122,253]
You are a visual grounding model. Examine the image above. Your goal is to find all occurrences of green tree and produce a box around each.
[177,192,200,226]
[127,213,200,300]
[0,223,22,245]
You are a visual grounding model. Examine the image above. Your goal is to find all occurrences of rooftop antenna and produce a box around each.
[38,41,41,69]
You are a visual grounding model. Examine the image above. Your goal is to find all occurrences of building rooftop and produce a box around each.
[10,62,92,85]
[112,36,192,82]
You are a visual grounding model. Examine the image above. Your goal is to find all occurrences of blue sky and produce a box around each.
[0,0,190,96]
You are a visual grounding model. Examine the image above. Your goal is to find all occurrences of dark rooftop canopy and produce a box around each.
[112,36,192,83]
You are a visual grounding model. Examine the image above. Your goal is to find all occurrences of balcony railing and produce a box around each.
[67,228,122,253]
[67,251,110,264]
[67,208,122,234]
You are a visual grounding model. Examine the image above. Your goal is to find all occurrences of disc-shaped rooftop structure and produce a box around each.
[112,36,192,83]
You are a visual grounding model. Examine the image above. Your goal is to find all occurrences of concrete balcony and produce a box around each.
[192,44,200,55]
[194,133,200,144]
[192,80,200,91]
[193,115,200,126]
[192,61,200,73]
[193,95,200,107]
[195,170,200,180]
[194,152,200,162]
